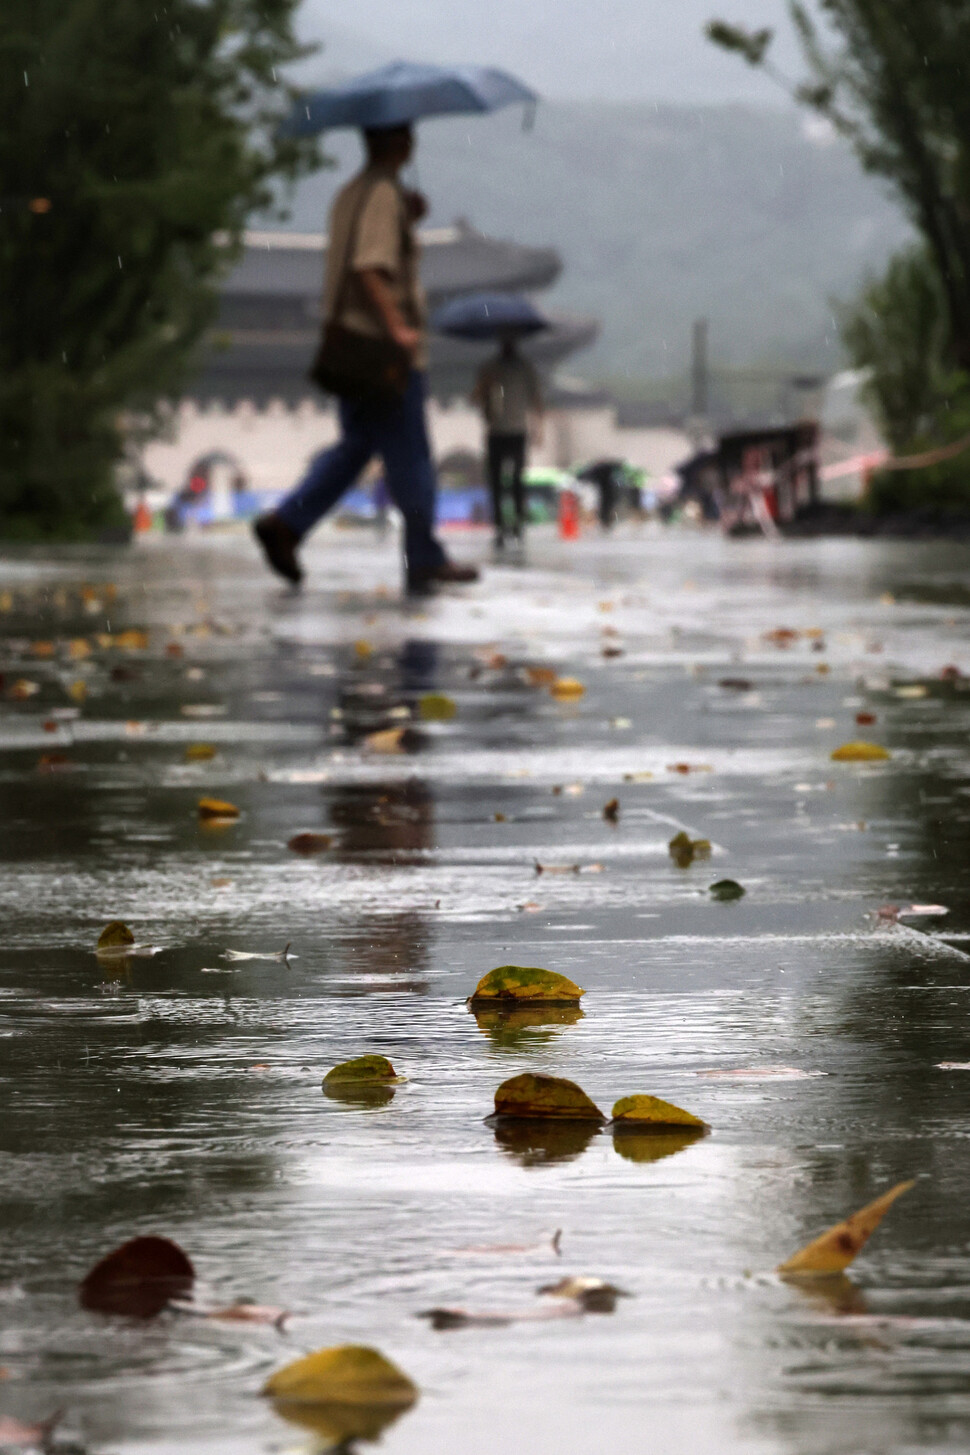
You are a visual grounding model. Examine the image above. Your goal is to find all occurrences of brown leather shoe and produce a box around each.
[253,513,303,585]
[407,559,480,595]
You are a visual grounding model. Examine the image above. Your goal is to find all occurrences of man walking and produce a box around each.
[253,123,478,594]
[471,333,544,548]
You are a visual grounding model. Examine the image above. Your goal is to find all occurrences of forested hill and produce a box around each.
[277,100,911,383]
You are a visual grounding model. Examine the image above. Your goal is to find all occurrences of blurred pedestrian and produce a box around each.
[471,334,544,548]
[253,122,478,595]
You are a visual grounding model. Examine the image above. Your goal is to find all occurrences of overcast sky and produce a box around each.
[297,0,808,106]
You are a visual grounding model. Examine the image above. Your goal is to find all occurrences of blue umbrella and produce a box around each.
[282,61,537,137]
[431,291,550,341]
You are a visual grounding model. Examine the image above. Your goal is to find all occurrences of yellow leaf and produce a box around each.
[777,1180,915,1276]
[115,629,148,650]
[353,639,373,659]
[550,676,585,700]
[97,922,134,950]
[263,1345,417,1408]
[323,1055,400,1085]
[197,797,239,820]
[493,1072,604,1122]
[184,743,216,762]
[68,638,91,659]
[364,726,407,753]
[66,680,87,703]
[418,692,457,721]
[469,965,584,1005]
[830,741,891,762]
[610,1094,708,1130]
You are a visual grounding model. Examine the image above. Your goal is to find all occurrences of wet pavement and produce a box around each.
[2,522,970,1454]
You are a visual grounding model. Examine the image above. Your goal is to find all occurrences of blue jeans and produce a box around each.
[276,370,445,573]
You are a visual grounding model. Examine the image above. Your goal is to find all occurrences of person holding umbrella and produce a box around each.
[253,61,537,594]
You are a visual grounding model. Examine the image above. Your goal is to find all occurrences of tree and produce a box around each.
[707,3,970,373]
[0,0,319,539]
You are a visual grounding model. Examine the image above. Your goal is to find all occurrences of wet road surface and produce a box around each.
[2,524,970,1454]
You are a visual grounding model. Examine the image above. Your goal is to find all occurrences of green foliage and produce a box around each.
[840,246,954,451]
[0,0,320,539]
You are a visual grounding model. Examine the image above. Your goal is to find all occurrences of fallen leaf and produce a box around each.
[97,921,134,950]
[363,726,411,753]
[287,832,333,855]
[538,1276,629,1312]
[9,679,39,700]
[469,965,584,1006]
[41,719,58,734]
[491,1072,605,1122]
[550,676,586,700]
[668,831,711,868]
[204,1303,290,1327]
[37,752,70,771]
[667,762,713,774]
[855,711,876,725]
[353,639,373,659]
[831,741,891,762]
[695,1066,825,1081]
[79,1235,194,1317]
[66,679,87,703]
[323,1055,401,1086]
[418,692,457,721]
[114,629,149,650]
[0,1413,60,1448]
[763,628,799,647]
[522,666,557,687]
[494,811,507,822]
[609,1094,708,1131]
[778,1180,915,1277]
[602,797,620,822]
[165,641,184,658]
[197,797,239,820]
[262,1343,416,1408]
[709,879,745,901]
[184,743,216,762]
[29,641,55,658]
[622,770,654,782]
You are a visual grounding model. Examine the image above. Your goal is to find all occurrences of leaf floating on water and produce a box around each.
[831,741,891,762]
[323,1055,401,1086]
[538,1276,630,1312]
[184,743,216,762]
[418,692,457,721]
[602,796,620,822]
[667,762,713,774]
[695,1066,825,1081]
[363,725,423,753]
[79,1235,194,1318]
[668,831,711,868]
[550,676,585,700]
[287,832,333,855]
[469,965,584,1006]
[222,945,295,964]
[855,711,876,725]
[97,921,135,951]
[492,1072,605,1123]
[709,879,745,901]
[610,1094,708,1131]
[353,639,374,659]
[522,666,556,688]
[205,1303,290,1327]
[197,797,239,820]
[778,1180,915,1277]
[66,679,87,703]
[263,1344,417,1445]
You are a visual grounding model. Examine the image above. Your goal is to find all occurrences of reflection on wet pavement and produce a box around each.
[2,526,970,1453]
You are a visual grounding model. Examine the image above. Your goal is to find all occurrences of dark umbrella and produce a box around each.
[431,291,550,341]
[282,61,537,137]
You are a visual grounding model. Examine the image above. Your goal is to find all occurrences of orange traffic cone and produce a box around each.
[558,489,580,540]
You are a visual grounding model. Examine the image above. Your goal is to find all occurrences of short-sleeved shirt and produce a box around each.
[323,166,427,368]
[473,353,542,433]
